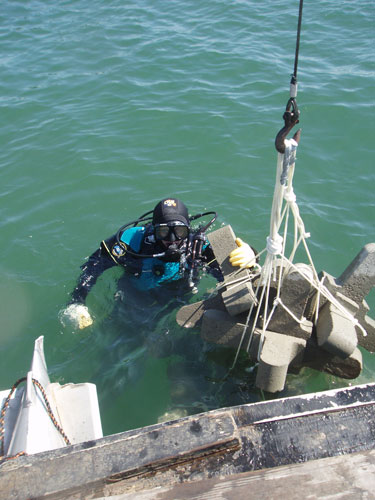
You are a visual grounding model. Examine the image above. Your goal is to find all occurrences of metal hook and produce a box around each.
[275,97,301,154]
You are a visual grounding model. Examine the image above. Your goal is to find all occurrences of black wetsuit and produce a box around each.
[70,224,222,305]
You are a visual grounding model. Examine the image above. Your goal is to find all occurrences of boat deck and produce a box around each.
[1,383,374,499]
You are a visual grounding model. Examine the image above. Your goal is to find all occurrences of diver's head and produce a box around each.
[152,198,190,250]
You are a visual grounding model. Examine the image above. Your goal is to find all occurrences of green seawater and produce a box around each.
[1,0,374,436]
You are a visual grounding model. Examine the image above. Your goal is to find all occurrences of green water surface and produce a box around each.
[0,0,374,436]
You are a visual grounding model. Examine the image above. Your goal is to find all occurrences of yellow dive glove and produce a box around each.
[229,237,256,268]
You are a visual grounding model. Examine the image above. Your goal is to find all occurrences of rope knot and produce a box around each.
[284,189,296,203]
[266,234,283,255]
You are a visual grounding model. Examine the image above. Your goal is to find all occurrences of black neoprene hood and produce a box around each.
[152,198,189,226]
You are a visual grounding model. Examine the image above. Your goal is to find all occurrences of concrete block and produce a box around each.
[222,282,257,317]
[303,337,363,379]
[207,225,237,274]
[316,302,358,358]
[201,309,260,358]
[204,224,257,318]
[317,273,360,315]
[317,267,375,353]
[267,263,314,340]
[255,330,306,393]
[207,225,250,281]
[337,243,375,303]
[336,244,375,351]
[334,291,359,316]
[176,293,226,328]
[361,309,375,352]
[321,347,363,379]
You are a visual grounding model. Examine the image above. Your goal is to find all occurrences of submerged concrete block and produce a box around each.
[176,293,226,329]
[322,347,363,379]
[316,302,358,359]
[302,337,363,379]
[222,282,257,317]
[201,309,260,358]
[256,330,306,393]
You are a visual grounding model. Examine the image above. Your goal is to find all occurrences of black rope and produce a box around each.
[292,0,304,85]
[275,0,304,153]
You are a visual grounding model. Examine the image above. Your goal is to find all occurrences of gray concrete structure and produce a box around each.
[338,242,375,303]
[316,301,358,358]
[266,263,314,340]
[177,226,375,392]
[256,331,306,392]
[222,281,257,316]
[317,244,375,352]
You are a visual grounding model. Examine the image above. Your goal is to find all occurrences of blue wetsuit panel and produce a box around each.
[120,226,145,252]
[119,227,184,291]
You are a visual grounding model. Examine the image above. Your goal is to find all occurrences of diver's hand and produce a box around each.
[229,238,256,268]
[60,303,93,330]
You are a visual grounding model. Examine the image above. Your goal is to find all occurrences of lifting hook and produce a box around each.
[275,97,301,154]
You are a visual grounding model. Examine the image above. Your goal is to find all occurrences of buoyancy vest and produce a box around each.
[114,226,188,291]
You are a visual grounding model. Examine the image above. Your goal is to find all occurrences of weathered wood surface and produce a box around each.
[96,449,375,500]
[0,383,374,500]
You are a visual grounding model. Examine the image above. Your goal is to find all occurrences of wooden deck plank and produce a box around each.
[1,384,374,500]
[99,450,375,500]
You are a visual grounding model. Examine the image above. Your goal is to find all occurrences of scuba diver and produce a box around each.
[63,197,255,329]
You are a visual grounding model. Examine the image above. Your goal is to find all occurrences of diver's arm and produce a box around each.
[70,243,117,305]
[62,236,118,330]
[70,225,149,305]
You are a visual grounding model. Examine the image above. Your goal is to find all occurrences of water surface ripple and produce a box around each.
[0,0,374,435]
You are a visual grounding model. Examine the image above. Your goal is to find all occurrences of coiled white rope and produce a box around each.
[266,234,283,255]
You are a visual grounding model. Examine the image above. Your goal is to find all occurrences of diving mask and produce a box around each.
[154,221,189,241]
